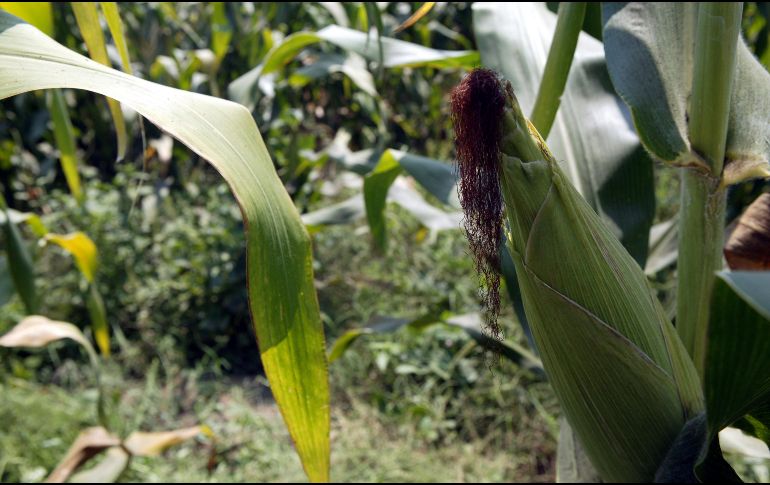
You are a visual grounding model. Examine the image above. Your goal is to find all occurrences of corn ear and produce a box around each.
[451,70,703,482]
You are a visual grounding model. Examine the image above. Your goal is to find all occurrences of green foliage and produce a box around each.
[1,2,769,483]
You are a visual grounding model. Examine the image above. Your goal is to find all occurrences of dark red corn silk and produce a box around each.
[450,68,506,340]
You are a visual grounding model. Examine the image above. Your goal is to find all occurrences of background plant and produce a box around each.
[1,2,769,483]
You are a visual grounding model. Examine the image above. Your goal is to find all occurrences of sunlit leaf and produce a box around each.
[70,2,127,161]
[45,232,98,283]
[0,315,94,357]
[123,426,203,456]
[99,2,132,74]
[720,427,770,459]
[0,2,51,35]
[86,284,110,357]
[67,446,129,483]
[209,2,231,63]
[0,13,329,481]
[394,2,436,33]
[302,194,365,232]
[45,427,120,483]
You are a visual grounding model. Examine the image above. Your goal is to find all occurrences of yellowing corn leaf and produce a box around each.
[0,2,51,35]
[45,426,120,483]
[123,426,203,456]
[0,315,92,355]
[99,3,132,74]
[67,446,130,483]
[394,2,436,33]
[70,2,127,160]
[45,232,98,283]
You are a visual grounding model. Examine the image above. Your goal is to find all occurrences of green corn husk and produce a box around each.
[460,73,704,482]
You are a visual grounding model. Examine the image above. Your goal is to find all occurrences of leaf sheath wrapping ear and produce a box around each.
[451,70,704,482]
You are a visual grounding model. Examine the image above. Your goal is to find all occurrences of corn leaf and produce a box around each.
[45,232,98,283]
[288,53,377,97]
[301,195,365,232]
[394,2,436,33]
[0,315,95,359]
[44,232,107,358]
[99,2,132,74]
[48,90,84,202]
[0,13,329,482]
[2,207,38,314]
[86,283,109,358]
[0,2,51,35]
[70,2,127,161]
[724,193,770,270]
[0,258,12,307]
[602,3,770,182]
[123,426,203,456]
[473,2,655,265]
[45,427,121,483]
[209,2,231,64]
[67,447,129,483]
[706,271,770,435]
[363,149,459,248]
[719,427,770,460]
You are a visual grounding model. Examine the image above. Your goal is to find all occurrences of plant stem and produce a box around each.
[529,2,586,139]
[677,2,742,378]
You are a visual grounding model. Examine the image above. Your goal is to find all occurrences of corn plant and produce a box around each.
[446,2,770,482]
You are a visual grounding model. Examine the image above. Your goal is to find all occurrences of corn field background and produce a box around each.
[0,2,769,483]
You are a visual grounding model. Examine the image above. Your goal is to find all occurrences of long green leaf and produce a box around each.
[2,206,37,314]
[48,89,83,202]
[70,2,128,161]
[0,13,329,481]
[602,3,770,183]
[706,271,770,435]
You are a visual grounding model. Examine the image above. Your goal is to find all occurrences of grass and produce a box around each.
[0,183,560,483]
[0,372,556,483]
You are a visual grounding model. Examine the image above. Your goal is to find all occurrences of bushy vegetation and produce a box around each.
[1,2,769,483]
